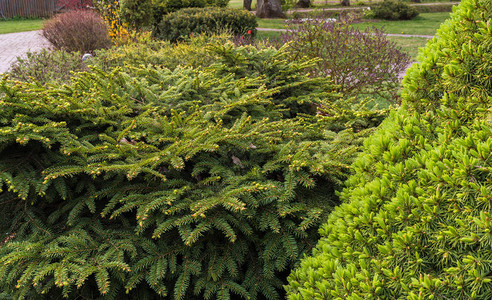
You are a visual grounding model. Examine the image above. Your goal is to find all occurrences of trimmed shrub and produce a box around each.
[42,10,110,53]
[153,7,257,43]
[152,0,205,18]
[0,44,387,300]
[152,0,229,26]
[371,0,419,20]
[286,0,492,299]
[8,49,88,85]
[282,13,410,102]
[212,0,230,7]
[118,0,154,31]
[413,3,456,12]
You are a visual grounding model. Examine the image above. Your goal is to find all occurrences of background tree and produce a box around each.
[244,0,252,10]
[119,0,153,34]
[256,0,285,18]
[296,0,310,8]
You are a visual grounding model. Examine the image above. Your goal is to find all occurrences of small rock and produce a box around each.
[82,53,93,61]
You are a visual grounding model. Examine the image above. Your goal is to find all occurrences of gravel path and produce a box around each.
[0,31,50,74]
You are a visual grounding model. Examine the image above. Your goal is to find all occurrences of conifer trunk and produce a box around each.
[256,0,285,18]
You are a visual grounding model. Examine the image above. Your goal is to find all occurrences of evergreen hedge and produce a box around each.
[370,0,419,20]
[286,0,492,299]
[0,44,386,299]
[153,7,257,43]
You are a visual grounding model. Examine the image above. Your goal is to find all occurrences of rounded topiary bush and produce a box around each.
[286,0,492,299]
[370,0,419,20]
[153,7,257,43]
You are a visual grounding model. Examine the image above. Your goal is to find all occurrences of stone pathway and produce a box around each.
[0,31,50,74]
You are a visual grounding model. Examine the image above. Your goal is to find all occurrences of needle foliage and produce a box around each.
[0,44,386,299]
[286,0,492,298]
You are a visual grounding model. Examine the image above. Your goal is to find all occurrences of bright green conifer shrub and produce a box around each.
[0,44,386,299]
[153,7,257,43]
[286,0,492,299]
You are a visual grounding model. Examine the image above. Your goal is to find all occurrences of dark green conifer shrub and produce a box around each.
[370,0,419,20]
[0,44,386,299]
[286,0,492,298]
[153,7,257,43]
[92,33,230,72]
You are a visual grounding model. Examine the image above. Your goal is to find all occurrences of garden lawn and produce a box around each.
[353,12,451,35]
[0,19,45,34]
[257,12,450,35]
[387,36,430,60]
[257,30,284,41]
[257,18,288,29]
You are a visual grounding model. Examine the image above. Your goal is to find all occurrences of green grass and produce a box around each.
[257,30,283,40]
[256,12,450,35]
[0,19,45,34]
[353,12,451,35]
[387,36,430,60]
[257,18,288,29]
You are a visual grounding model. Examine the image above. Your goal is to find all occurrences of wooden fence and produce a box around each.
[0,0,56,18]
